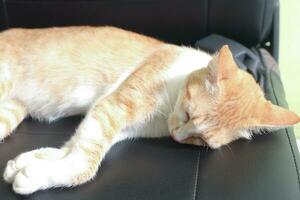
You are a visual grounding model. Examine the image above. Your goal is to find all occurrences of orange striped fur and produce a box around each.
[0,26,298,194]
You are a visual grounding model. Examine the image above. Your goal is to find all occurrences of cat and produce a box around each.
[0,26,299,195]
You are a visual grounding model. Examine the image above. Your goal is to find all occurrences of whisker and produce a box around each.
[205,145,209,153]
[225,144,235,158]
[163,83,173,113]
[157,109,168,118]
[218,148,224,159]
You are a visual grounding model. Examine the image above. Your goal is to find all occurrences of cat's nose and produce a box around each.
[170,132,182,142]
[184,112,190,123]
[170,132,177,141]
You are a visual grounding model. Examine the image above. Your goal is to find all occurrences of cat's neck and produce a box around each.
[116,46,212,140]
[162,46,212,113]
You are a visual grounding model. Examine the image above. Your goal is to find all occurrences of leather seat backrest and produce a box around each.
[0,0,275,46]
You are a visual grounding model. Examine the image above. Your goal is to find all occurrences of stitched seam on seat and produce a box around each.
[260,0,267,41]
[269,72,300,191]
[205,0,209,35]
[2,0,9,27]
[16,131,72,135]
[284,126,300,190]
[260,48,300,191]
[192,150,201,200]
[3,0,163,4]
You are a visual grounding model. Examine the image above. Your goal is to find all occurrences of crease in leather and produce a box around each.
[260,0,267,41]
[2,0,9,27]
[257,48,300,191]
[4,0,161,3]
[205,0,209,35]
[15,131,70,135]
[192,150,201,200]
[269,70,300,192]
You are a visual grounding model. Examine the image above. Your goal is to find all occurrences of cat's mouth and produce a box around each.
[183,136,208,146]
[171,132,208,147]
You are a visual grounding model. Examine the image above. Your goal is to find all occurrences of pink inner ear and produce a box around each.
[259,102,300,126]
[215,45,238,81]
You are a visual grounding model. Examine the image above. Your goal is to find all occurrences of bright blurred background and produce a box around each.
[280,0,300,138]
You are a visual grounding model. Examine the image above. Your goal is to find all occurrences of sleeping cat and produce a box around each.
[0,26,299,195]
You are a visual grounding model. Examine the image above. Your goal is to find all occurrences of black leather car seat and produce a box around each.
[0,0,299,200]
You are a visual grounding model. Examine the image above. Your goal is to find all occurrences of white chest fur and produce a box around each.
[117,47,212,142]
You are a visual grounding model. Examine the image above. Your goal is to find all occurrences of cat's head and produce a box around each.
[168,45,300,148]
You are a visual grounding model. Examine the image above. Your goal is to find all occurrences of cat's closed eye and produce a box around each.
[184,112,190,123]
[169,45,300,148]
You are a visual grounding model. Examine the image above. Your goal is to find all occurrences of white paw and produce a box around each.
[3,148,68,195]
[0,122,8,141]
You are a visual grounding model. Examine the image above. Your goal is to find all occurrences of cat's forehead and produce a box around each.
[186,68,207,84]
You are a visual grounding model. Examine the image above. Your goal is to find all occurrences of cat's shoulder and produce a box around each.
[168,46,212,71]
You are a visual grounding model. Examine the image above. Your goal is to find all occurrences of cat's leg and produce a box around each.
[0,99,28,140]
[3,46,174,195]
[0,80,13,101]
[3,97,149,194]
[2,52,173,194]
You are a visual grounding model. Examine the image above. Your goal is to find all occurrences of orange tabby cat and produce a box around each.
[0,26,299,194]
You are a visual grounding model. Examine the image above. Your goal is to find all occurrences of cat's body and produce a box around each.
[0,26,299,195]
[1,26,164,121]
[1,26,208,126]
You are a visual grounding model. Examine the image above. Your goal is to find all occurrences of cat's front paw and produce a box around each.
[181,136,207,146]
[3,148,68,195]
[0,121,9,141]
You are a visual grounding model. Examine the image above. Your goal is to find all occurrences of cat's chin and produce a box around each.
[170,131,208,147]
[179,136,207,147]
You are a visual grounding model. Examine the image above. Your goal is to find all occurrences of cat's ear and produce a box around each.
[208,45,238,83]
[250,101,300,128]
